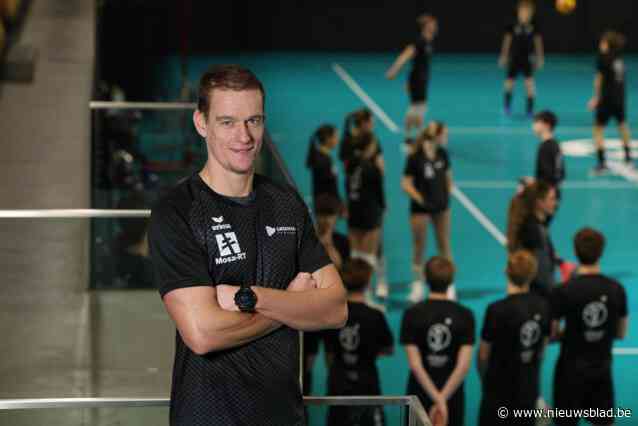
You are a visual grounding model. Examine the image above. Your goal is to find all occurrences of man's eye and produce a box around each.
[221,121,233,127]
[248,117,263,126]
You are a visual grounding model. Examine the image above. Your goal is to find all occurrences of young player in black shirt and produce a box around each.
[400,257,474,426]
[346,132,386,292]
[324,259,394,426]
[306,124,341,205]
[507,181,558,299]
[499,0,544,116]
[386,14,438,141]
[551,228,628,426]
[402,127,453,302]
[149,65,348,426]
[587,31,633,173]
[478,250,551,425]
[533,111,565,190]
[339,109,377,166]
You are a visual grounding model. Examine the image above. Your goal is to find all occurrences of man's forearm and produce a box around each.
[253,286,347,331]
[195,310,281,354]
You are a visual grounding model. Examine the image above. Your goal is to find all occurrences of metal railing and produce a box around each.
[0,396,431,426]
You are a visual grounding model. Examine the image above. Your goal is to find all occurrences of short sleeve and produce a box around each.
[403,155,418,177]
[400,308,418,345]
[481,304,497,342]
[376,311,394,352]
[297,197,331,273]
[148,201,212,298]
[618,285,628,318]
[460,309,476,345]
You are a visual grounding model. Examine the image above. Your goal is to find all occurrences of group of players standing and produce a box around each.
[303,1,631,425]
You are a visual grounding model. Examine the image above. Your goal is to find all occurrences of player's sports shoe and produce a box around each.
[408,280,425,303]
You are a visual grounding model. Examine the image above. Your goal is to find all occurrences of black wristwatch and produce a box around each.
[234,285,257,313]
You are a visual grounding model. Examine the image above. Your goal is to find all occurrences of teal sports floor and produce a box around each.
[158,53,638,424]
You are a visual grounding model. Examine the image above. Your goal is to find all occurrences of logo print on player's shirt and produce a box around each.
[339,323,361,352]
[265,225,296,237]
[427,323,452,352]
[215,232,241,257]
[520,320,541,348]
[424,163,435,179]
[213,232,247,265]
[212,216,224,223]
[583,301,608,328]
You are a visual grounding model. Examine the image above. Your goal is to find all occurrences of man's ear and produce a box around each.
[193,110,208,138]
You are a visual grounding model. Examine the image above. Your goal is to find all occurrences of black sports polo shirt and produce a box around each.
[149,173,331,426]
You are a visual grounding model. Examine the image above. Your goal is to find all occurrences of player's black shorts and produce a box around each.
[507,58,533,79]
[553,358,614,426]
[596,102,625,126]
[410,201,448,216]
[408,71,429,103]
[348,206,383,231]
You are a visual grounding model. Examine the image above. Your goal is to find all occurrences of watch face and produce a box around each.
[234,287,256,312]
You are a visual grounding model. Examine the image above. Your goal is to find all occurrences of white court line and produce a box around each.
[455,180,637,189]
[332,63,401,134]
[613,348,638,355]
[333,63,507,247]
[451,186,507,246]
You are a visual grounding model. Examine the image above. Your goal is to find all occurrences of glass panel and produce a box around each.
[90,107,295,290]
[305,402,406,426]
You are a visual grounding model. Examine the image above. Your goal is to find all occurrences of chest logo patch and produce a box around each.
[214,232,247,265]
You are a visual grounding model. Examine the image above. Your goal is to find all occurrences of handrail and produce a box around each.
[0,396,414,410]
[0,396,430,425]
[89,101,196,110]
[0,209,151,218]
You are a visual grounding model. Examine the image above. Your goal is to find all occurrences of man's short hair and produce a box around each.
[534,110,558,130]
[341,259,374,293]
[506,250,538,287]
[424,256,455,293]
[574,227,605,266]
[197,64,265,118]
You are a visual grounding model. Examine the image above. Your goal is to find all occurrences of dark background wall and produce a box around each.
[98,0,637,99]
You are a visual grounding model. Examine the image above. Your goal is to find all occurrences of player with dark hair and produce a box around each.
[499,0,544,116]
[324,258,394,426]
[386,14,438,140]
[306,124,341,205]
[478,250,551,425]
[149,64,347,426]
[588,30,633,173]
[339,108,376,166]
[402,127,453,302]
[506,181,558,299]
[346,132,386,298]
[400,257,474,426]
[551,228,628,426]
[532,110,565,209]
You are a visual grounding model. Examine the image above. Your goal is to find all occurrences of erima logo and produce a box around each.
[265,225,296,237]
[211,216,232,232]
[214,232,246,265]
[212,216,224,223]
